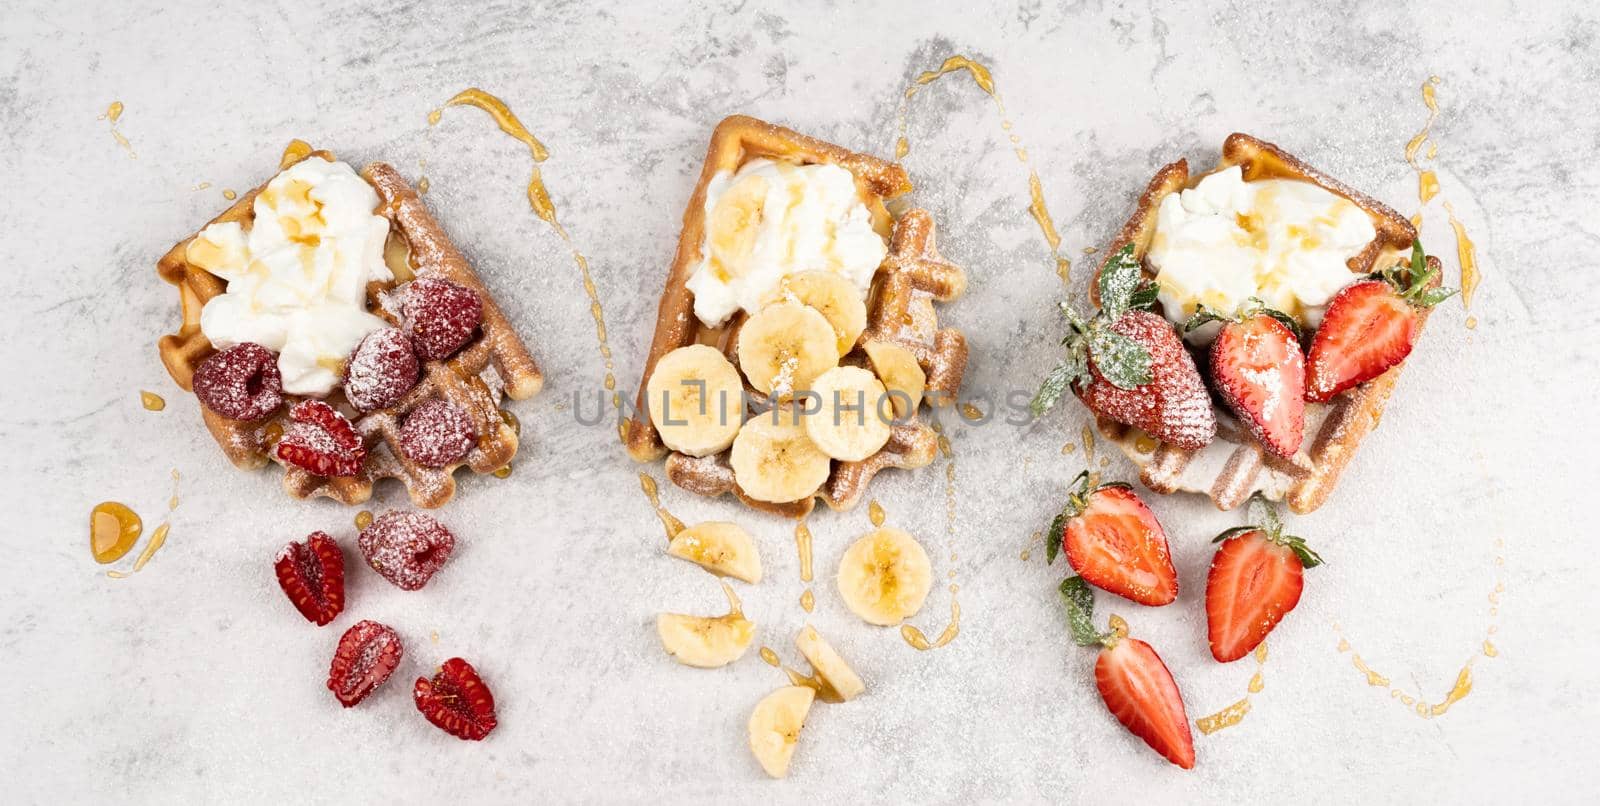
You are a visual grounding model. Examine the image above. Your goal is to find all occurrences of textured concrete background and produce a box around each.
[2,0,1597,802]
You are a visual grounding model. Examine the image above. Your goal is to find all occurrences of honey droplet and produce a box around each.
[800,589,815,613]
[427,108,442,126]
[263,421,284,445]
[1483,640,1498,657]
[494,465,513,479]
[222,189,238,200]
[959,402,983,421]
[760,647,780,667]
[1196,697,1252,735]
[499,408,520,437]
[90,502,142,564]
[279,139,313,169]
[418,176,431,195]
[1133,432,1158,453]
[105,101,124,123]
[868,499,886,527]
[355,510,374,530]
[794,519,814,583]
[140,390,166,411]
[132,523,170,571]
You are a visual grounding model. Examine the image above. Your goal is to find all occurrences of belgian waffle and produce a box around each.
[156,146,542,508]
[622,115,969,517]
[1091,133,1437,514]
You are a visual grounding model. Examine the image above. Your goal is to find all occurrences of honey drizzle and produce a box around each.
[901,425,961,651]
[1403,77,1481,327]
[794,519,815,582]
[436,88,619,420]
[139,390,165,411]
[1197,642,1270,735]
[355,510,373,530]
[90,502,142,564]
[760,646,781,667]
[637,472,684,540]
[99,469,180,577]
[100,101,136,159]
[799,589,815,613]
[896,55,1071,283]
[868,499,886,527]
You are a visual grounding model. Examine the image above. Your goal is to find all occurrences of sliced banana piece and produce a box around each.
[736,301,838,396]
[804,365,892,462]
[647,344,746,457]
[864,340,926,419]
[795,624,865,702]
[729,411,832,504]
[667,521,763,583]
[656,581,756,668]
[705,172,770,281]
[748,686,815,779]
[768,270,868,357]
[836,527,933,626]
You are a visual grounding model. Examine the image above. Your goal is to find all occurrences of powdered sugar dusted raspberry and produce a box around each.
[1079,311,1216,451]
[193,343,283,421]
[344,328,420,412]
[357,511,456,591]
[275,400,368,477]
[402,277,482,360]
[398,399,477,468]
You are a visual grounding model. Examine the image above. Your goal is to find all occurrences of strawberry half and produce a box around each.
[1305,243,1457,403]
[1060,577,1194,769]
[1203,309,1305,457]
[414,657,498,741]
[1205,497,1323,662]
[1050,473,1177,606]
[327,620,404,707]
[273,531,345,626]
[1033,245,1215,451]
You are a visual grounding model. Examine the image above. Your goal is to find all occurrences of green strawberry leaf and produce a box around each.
[1285,536,1324,569]
[1261,308,1304,342]
[1128,281,1162,312]
[1182,304,1230,334]
[1045,511,1065,565]
[1418,286,1460,308]
[1098,244,1144,321]
[1088,328,1152,389]
[1409,240,1426,279]
[1031,353,1086,417]
[1247,494,1283,539]
[1059,576,1107,647]
[1211,525,1261,544]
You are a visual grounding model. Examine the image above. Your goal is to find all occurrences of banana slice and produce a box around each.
[729,411,832,504]
[795,624,865,702]
[804,366,892,462]
[836,527,933,626]
[656,581,756,668]
[736,301,838,396]
[768,271,868,357]
[706,172,770,282]
[864,340,925,419]
[748,686,815,779]
[647,345,746,457]
[667,521,763,583]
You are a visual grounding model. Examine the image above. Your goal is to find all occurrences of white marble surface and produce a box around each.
[3,0,1598,802]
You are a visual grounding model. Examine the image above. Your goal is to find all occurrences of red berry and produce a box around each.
[1305,280,1420,402]
[193,343,283,421]
[1061,485,1178,606]
[273,531,345,626]
[402,277,483,361]
[1206,530,1310,662]
[1210,314,1306,457]
[414,657,498,740]
[398,399,477,468]
[1095,637,1195,769]
[275,400,367,477]
[1078,311,1215,451]
[327,620,404,708]
[345,328,419,412]
[358,511,456,591]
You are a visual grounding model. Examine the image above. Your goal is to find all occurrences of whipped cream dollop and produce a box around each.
[685,158,887,328]
[1148,166,1375,341]
[189,157,393,395]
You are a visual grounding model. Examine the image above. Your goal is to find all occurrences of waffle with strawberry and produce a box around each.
[622,116,968,517]
[156,144,542,508]
[1041,133,1453,514]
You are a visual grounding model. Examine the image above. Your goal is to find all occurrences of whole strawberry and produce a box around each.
[1060,577,1195,769]
[1033,245,1215,450]
[1305,242,1456,402]
[1045,471,1177,606]
[1186,302,1306,457]
[1205,496,1323,662]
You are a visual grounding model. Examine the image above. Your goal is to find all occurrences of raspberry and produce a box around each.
[327,620,403,708]
[193,343,283,421]
[358,511,456,591]
[402,277,483,360]
[414,657,497,740]
[344,328,420,412]
[275,400,367,477]
[273,531,345,626]
[398,399,477,468]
